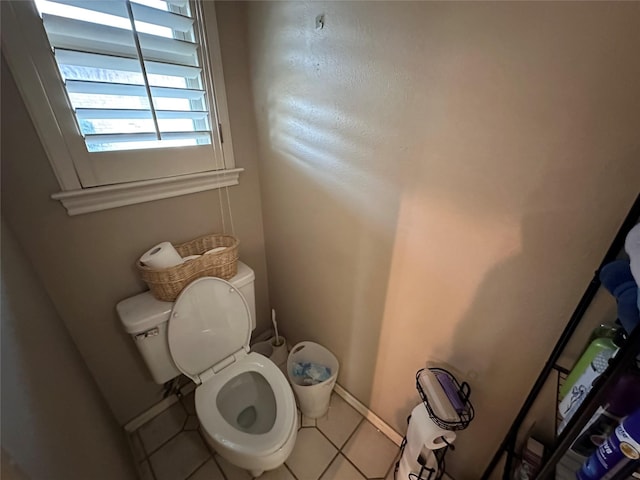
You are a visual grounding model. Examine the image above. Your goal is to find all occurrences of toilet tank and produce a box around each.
[117,261,256,384]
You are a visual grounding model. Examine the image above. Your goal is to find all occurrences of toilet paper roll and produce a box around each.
[417,369,459,422]
[183,254,201,262]
[270,336,288,366]
[140,242,183,269]
[407,403,456,450]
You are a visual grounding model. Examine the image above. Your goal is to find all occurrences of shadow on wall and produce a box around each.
[1,222,136,480]
[441,184,637,474]
[370,167,637,478]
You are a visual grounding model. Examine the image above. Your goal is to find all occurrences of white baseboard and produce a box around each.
[333,384,404,446]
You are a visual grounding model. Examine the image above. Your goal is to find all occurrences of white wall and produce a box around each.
[247,2,640,478]
[1,221,137,480]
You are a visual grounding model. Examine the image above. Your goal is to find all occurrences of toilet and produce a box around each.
[117,262,298,477]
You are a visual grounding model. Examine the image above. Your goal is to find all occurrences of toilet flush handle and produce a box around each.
[135,327,159,340]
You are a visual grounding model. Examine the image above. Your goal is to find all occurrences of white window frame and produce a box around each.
[1,0,242,215]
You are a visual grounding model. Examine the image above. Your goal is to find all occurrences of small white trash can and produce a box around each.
[287,342,339,418]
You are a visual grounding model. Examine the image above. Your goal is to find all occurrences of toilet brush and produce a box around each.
[270,309,288,366]
[272,309,283,347]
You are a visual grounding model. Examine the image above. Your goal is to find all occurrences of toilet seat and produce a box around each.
[195,352,297,458]
[168,276,252,384]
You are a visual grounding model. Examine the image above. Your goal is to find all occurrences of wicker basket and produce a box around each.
[138,234,239,302]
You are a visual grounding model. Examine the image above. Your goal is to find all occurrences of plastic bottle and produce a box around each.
[559,337,618,403]
[558,349,614,431]
[585,324,620,353]
[577,408,640,480]
[570,372,640,456]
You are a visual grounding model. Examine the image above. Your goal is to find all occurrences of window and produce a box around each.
[2,0,241,215]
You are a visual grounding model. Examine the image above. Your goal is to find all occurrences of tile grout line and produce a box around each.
[333,384,403,446]
[127,431,159,480]
[315,450,341,480]
[283,462,299,480]
[317,417,378,479]
[338,417,365,452]
[320,414,399,480]
[184,457,213,480]
[196,427,215,457]
[145,454,159,480]
[345,417,403,478]
[314,417,361,453]
[211,455,231,480]
[382,447,403,480]
[338,450,376,480]
[141,427,185,458]
[340,451,369,479]
[125,394,181,433]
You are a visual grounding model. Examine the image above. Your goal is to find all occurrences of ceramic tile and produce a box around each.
[130,432,147,462]
[286,428,338,480]
[189,459,225,480]
[320,455,366,480]
[342,421,399,478]
[385,465,395,480]
[181,392,196,415]
[214,455,252,480]
[149,431,210,480]
[184,415,200,431]
[301,414,316,427]
[317,394,363,448]
[197,427,216,456]
[384,451,401,480]
[259,465,297,480]
[139,460,155,480]
[139,402,187,454]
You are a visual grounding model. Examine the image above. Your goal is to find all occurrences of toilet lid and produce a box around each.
[168,277,251,380]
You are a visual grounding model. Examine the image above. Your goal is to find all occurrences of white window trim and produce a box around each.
[51,167,243,215]
[1,0,242,215]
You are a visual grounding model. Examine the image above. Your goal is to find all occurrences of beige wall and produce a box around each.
[1,221,136,480]
[247,2,640,478]
[0,2,268,424]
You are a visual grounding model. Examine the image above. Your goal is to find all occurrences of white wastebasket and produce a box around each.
[287,342,339,418]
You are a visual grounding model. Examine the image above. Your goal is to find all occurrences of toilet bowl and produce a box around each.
[196,353,297,476]
[168,277,298,476]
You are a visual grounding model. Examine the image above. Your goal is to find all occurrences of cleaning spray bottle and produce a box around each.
[570,372,640,456]
[577,408,640,480]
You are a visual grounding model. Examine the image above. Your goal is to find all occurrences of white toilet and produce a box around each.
[117,262,298,477]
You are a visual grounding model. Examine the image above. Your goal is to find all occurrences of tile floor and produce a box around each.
[127,391,402,480]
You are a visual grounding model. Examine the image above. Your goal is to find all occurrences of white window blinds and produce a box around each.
[34,0,213,153]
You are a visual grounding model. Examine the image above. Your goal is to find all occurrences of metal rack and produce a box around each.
[416,368,474,431]
[538,326,640,479]
[395,367,475,480]
[480,194,640,480]
[395,431,447,480]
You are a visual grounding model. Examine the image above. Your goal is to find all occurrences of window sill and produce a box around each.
[51,168,243,216]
